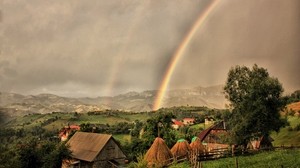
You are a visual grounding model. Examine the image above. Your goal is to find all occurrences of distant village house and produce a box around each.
[59,125,80,141]
[183,118,195,125]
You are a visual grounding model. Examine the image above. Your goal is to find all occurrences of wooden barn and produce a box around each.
[198,121,229,151]
[62,132,126,168]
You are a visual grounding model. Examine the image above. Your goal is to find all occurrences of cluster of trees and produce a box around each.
[224,64,288,147]
[80,122,135,134]
[0,127,70,168]
[286,90,300,104]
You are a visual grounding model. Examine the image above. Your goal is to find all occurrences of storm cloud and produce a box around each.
[1,0,299,97]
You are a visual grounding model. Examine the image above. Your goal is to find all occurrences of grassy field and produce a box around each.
[113,134,131,145]
[4,112,151,131]
[271,116,300,146]
[169,149,300,168]
[202,149,300,168]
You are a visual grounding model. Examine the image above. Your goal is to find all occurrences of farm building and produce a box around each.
[171,139,191,160]
[171,119,184,130]
[183,118,195,125]
[59,125,80,141]
[198,121,229,151]
[144,137,173,167]
[62,132,126,168]
[247,135,274,150]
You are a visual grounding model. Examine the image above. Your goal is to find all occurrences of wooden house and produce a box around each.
[63,132,126,168]
[183,118,195,125]
[171,119,184,130]
[247,135,274,150]
[59,125,80,141]
[198,121,229,151]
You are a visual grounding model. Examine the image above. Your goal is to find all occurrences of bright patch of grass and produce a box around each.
[113,134,131,145]
[203,150,300,168]
[271,116,300,146]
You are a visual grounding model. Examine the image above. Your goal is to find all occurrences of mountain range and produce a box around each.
[0,85,227,116]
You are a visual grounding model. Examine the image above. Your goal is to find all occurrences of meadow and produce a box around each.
[202,149,300,168]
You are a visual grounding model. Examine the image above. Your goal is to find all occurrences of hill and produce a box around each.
[287,101,300,113]
[0,85,226,116]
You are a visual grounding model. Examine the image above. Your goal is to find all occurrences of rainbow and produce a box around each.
[104,0,150,103]
[152,0,220,111]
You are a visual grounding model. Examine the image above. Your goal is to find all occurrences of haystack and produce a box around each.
[190,137,206,154]
[144,137,173,167]
[170,139,191,159]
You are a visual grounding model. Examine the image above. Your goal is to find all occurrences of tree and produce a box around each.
[224,64,287,146]
[142,112,177,147]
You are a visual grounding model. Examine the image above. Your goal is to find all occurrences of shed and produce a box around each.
[198,121,229,151]
[248,135,274,150]
[63,132,126,168]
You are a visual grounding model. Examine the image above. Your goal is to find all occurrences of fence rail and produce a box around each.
[188,145,300,168]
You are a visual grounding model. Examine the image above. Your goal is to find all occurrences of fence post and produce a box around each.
[235,157,238,168]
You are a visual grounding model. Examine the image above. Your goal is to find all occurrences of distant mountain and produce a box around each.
[0,85,226,116]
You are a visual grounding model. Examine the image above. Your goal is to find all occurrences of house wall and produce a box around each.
[203,130,227,144]
[93,138,126,167]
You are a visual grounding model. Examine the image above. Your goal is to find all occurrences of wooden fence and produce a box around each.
[188,145,300,168]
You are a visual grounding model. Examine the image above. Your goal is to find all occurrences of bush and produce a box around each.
[294,124,300,131]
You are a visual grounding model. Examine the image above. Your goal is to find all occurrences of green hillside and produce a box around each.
[4,112,152,131]
[271,116,300,146]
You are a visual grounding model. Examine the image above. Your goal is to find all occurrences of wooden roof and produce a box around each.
[198,121,226,141]
[67,132,112,162]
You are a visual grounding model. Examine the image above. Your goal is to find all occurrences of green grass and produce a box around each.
[271,116,300,146]
[4,112,151,131]
[190,123,212,130]
[202,149,300,168]
[113,134,131,145]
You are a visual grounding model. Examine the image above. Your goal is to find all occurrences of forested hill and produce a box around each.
[0,85,226,115]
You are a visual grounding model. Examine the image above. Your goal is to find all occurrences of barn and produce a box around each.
[198,121,229,151]
[63,132,126,168]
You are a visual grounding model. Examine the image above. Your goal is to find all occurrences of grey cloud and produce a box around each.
[1,0,299,97]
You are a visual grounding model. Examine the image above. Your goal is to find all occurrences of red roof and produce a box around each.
[69,125,80,130]
[173,120,184,126]
[183,118,195,121]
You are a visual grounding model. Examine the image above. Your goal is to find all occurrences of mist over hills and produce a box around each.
[0,85,226,116]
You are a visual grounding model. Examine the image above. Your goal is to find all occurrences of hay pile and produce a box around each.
[144,137,173,167]
[190,136,206,154]
[170,139,191,159]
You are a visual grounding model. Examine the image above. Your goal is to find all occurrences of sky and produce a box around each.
[0,0,299,97]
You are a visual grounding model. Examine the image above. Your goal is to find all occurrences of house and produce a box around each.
[183,118,195,125]
[198,121,229,151]
[59,125,80,141]
[171,119,184,130]
[247,135,274,150]
[204,117,214,126]
[63,132,126,168]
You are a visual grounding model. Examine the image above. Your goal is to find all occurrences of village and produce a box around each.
[58,114,275,168]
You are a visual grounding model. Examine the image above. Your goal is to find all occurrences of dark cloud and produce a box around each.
[1,0,299,97]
